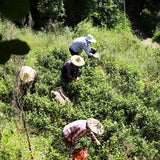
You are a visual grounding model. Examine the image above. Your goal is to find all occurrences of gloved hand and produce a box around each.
[95,140,101,146]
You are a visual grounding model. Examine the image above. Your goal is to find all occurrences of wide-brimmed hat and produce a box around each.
[19,66,36,83]
[87,118,104,135]
[71,55,85,66]
[86,34,96,43]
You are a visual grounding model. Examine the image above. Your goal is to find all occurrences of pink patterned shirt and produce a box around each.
[69,37,93,56]
[62,120,98,145]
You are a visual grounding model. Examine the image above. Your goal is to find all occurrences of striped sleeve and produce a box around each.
[88,131,98,142]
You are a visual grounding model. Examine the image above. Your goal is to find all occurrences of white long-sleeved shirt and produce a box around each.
[69,37,93,56]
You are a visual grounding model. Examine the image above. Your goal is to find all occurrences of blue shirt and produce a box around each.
[69,37,93,56]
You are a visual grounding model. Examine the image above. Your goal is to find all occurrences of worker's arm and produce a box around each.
[88,131,101,146]
[72,129,85,145]
[83,43,94,56]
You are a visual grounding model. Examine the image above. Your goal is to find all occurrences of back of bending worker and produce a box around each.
[62,118,104,149]
[69,34,97,57]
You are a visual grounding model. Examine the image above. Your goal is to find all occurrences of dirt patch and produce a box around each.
[129,19,160,48]
[142,38,160,48]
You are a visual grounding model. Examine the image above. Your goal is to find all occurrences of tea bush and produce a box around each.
[153,30,160,43]
[0,20,160,159]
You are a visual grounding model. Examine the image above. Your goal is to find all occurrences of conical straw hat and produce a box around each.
[87,118,104,135]
[71,55,85,66]
[19,66,35,83]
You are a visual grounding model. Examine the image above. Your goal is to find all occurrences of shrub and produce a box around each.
[153,30,160,43]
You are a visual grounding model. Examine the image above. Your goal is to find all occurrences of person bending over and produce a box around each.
[62,118,104,149]
[18,66,38,94]
[61,55,85,82]
[69,34,97,57]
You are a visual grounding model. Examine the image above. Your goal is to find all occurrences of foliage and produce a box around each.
[0,0,30,22]
[37,0,65,28]
[126,0,160,36]
[28,0,128,31]
[36,0,126,30]
[63,0,93,27]
[139,9,159,35]
[90,0,124,28]
[153,30,160,43]
[0,20,160,159]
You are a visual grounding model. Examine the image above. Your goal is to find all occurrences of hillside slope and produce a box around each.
[0,20,160,160]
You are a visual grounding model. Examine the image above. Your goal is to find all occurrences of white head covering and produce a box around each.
[86,34,96,43]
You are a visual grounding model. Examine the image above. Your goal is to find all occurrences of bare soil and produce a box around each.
[141,38,160,48]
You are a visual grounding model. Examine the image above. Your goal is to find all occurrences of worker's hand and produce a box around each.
[90,47,97,54]
[72,138,76,146]
[95,140,101,146]
[74,77,79,81]
[91,47,96,51]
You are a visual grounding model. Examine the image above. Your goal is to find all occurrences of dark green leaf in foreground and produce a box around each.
[0,0,30,21]
[0,39,30,64]
[0,52,11,64]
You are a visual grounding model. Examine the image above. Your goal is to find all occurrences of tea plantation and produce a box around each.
[0,20,160,160]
